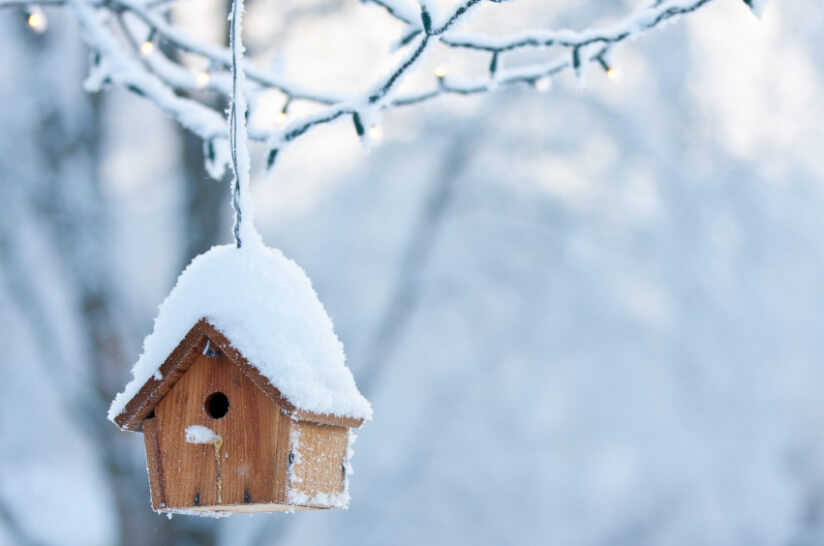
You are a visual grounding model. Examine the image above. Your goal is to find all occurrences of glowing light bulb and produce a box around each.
[435,65,447,79]
[27,11,47,33]
[534,77,551,93]
[196,71,210,88]
[274,111,288,127]
[368,125,383,141]
[606,68,618,81]
[140,40,155,57]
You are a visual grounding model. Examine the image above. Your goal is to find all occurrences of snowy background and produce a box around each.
[2,0,824,544]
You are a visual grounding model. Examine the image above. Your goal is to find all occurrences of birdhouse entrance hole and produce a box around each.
[205,392,229,419]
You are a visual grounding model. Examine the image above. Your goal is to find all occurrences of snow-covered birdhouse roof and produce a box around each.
[108,244,372,431]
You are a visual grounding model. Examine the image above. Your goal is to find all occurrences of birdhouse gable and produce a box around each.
[111,319,365,431]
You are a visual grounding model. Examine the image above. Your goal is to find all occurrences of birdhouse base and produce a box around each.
[158,503,322,516]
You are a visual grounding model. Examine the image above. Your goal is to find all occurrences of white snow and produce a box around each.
[286,489,349,509]
[287,426,303,484]
[108,242,372,423]
[185,425,221,444]
[161,507,233,518]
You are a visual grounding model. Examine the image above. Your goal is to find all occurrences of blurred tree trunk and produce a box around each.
[180,122,229,267]
[0,11,133,545]
[357,127,479,397]
[178,6,231,269]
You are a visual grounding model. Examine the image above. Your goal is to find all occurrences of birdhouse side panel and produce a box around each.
[286,421,349,508]
[150,339,281,510]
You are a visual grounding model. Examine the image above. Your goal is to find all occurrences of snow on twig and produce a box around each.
[7,0,729,176]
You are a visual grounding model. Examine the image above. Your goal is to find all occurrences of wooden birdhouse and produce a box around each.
[108,245,372,516]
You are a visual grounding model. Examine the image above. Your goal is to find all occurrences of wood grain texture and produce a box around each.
[289,421,348,502]
[153,340,280,509]
[273,409,292,502]
[143,417,167,510]
[114,319,365,431]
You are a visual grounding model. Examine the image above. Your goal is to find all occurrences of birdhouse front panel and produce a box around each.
[144,338,284,512]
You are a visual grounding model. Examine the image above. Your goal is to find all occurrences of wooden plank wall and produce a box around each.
[152,344,281,509]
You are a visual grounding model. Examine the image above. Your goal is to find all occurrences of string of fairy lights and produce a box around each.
[7,0,730,174]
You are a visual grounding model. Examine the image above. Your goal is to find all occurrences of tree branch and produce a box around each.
[2,0,724,174]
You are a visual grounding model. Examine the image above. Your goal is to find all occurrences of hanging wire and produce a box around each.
[228,0,243,249]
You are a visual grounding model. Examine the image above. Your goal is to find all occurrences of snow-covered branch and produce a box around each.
[1,0,764,176]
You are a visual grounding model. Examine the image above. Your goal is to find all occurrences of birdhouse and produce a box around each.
[108,245,372,516]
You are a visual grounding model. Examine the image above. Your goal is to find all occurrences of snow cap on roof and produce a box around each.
[108,243,372,422]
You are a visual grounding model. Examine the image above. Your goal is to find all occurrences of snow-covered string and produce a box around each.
[226,0,258,249]
[228,0,242,248]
